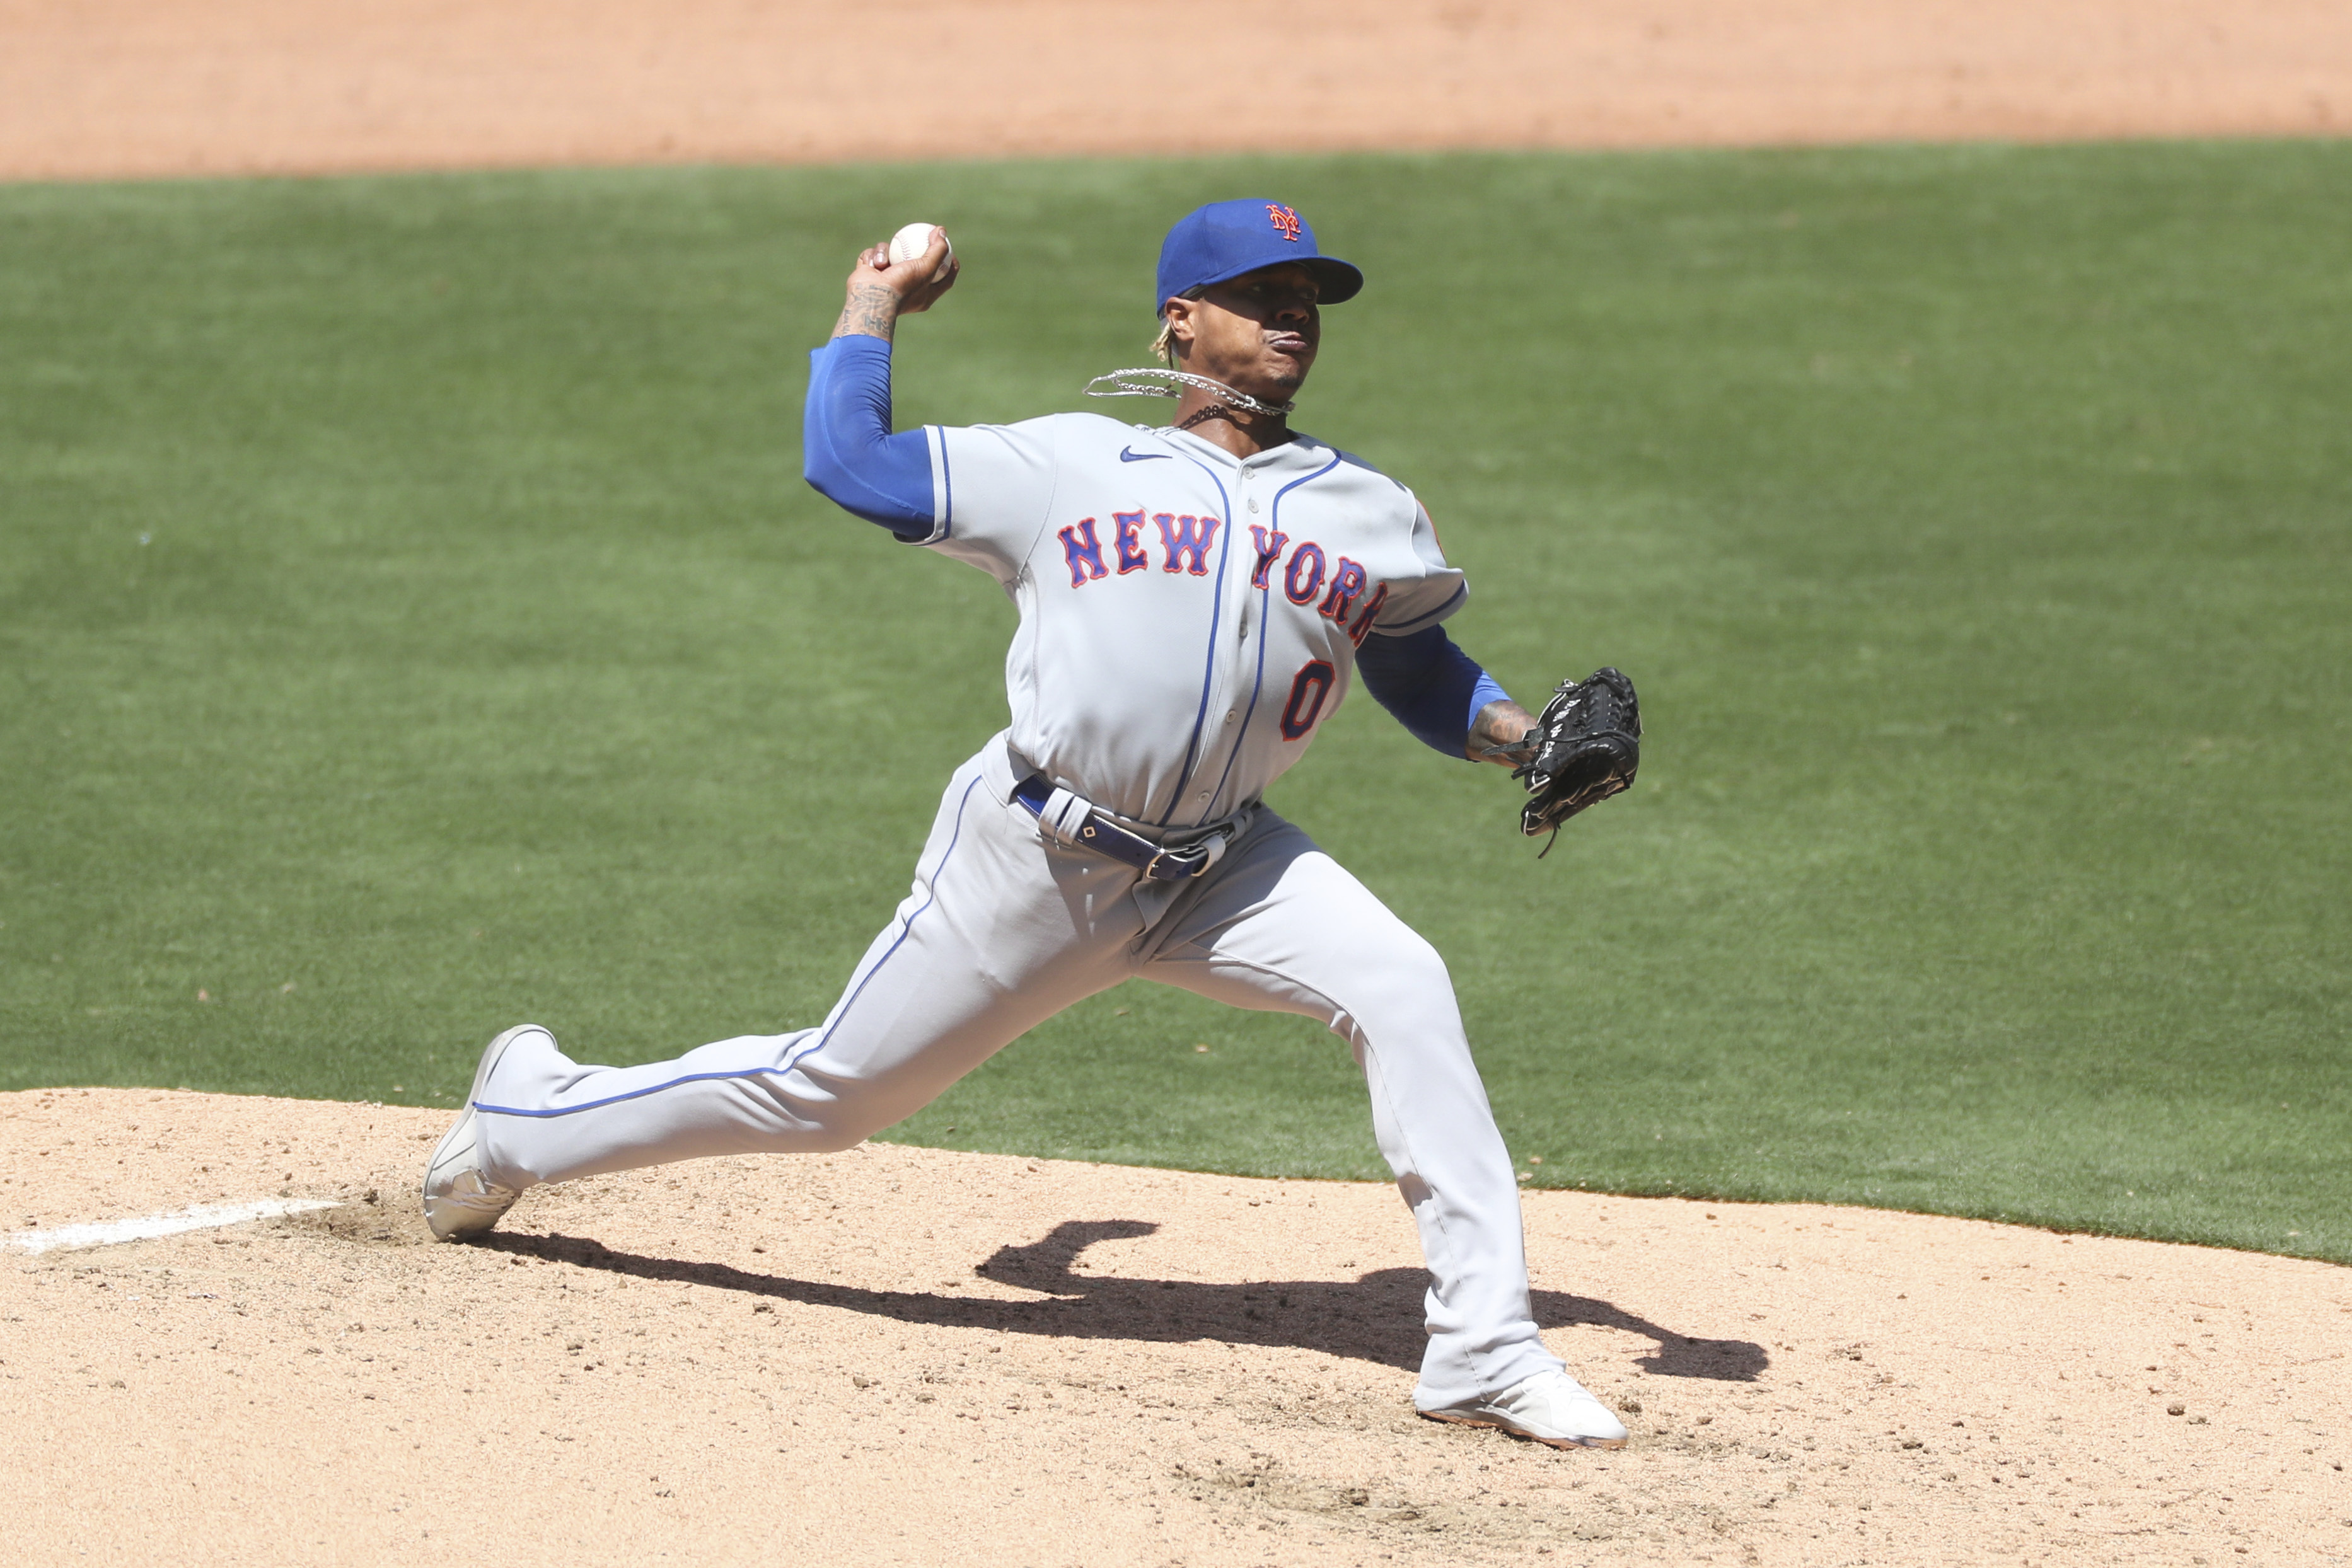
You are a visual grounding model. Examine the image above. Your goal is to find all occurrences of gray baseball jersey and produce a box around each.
[922,413,1466,826]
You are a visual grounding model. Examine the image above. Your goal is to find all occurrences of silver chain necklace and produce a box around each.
[1084,367,1295,417]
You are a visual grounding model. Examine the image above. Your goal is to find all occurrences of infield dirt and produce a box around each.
[3,0,2348,181]
[6,1088,2349,1565]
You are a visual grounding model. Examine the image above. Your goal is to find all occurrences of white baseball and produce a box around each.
[886,222,951,275]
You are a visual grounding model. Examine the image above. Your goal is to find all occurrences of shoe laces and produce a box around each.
[442,1169,516,1208]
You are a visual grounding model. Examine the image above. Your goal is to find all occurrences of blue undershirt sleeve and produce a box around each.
[802,335,937,541]
[1355,625,1511,759]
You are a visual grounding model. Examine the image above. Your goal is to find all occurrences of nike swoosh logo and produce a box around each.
[1119,446,1172,463]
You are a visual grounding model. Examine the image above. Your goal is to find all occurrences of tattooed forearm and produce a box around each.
[831,282,902,342]
[1467,698,1536,765]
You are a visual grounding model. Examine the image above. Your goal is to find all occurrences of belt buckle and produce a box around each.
[1142,846,1204,881]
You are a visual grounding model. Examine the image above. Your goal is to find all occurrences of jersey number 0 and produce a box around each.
[1280,660,1336,741]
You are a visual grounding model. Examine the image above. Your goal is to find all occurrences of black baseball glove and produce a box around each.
[1505,667,1642,852]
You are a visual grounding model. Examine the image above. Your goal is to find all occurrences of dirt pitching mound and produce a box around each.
[4,1087,2347,1565]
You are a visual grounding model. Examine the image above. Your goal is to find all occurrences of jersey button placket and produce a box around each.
[1196,468,1254,817]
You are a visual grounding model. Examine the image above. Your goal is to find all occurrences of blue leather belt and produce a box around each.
[1011,773,1224,881]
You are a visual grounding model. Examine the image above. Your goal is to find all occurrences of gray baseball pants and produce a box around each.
[472,740,1563,1409]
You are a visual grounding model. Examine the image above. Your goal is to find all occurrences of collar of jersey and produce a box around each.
[1144,424,1328,473]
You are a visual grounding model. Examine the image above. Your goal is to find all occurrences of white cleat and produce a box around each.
[1418,1369,1631,1450]
[419,1024,543,1242]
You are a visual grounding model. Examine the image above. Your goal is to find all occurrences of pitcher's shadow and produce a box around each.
[482,1217,1767,1382]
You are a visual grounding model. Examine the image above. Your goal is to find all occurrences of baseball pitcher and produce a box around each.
[424,199,1638,1450]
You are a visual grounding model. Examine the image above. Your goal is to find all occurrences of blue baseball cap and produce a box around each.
[1156,200,1364,316]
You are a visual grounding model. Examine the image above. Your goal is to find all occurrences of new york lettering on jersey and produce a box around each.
[918,412,1467,827]
[1060,511,1379,640]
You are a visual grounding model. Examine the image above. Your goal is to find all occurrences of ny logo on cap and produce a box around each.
[1266,204,1302,242]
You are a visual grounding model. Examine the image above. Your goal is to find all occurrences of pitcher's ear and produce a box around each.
[1156,299,1196,363]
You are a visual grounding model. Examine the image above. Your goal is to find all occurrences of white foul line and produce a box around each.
[4,1198,342,1255]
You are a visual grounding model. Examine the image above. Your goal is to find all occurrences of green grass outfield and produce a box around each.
[3,143,2346,1262]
